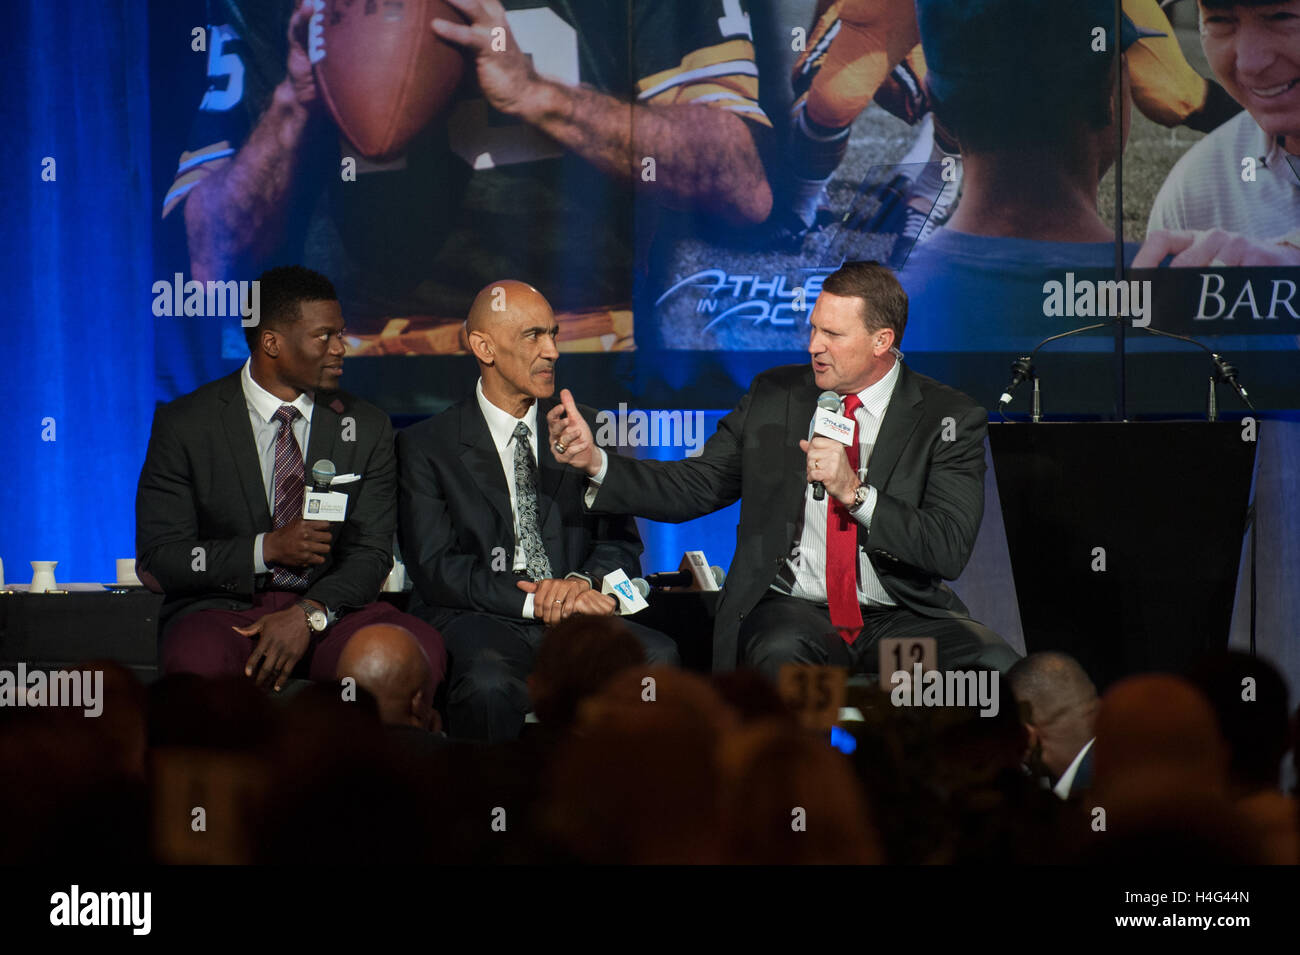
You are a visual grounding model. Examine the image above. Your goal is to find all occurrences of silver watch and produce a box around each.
[298,600,328,633]
[847,482,870,514]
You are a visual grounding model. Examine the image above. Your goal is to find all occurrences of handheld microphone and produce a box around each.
[310,459,336,492]
[630,578,650,600]
[808,391,841,501]
[645,565,725,589]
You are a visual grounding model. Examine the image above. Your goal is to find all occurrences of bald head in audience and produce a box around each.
[336,624,436,731]
[1007,652,1098,782]
[465,280,558,417]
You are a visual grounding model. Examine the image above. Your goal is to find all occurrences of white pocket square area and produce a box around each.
[331,473,362,485]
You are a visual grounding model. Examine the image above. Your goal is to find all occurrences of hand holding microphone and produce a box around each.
[804,391,858,506]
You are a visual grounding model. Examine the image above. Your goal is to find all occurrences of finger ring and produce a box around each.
[555,441,567,454]
[554,599,564,604]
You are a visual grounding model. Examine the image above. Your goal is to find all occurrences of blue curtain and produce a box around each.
[0,1,156,584]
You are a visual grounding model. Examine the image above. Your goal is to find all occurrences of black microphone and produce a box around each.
[645,565,725,589]
[997,357,1035,410]
[808,390,841,501]
[310,459,336,493]
[1133,324,1255,414]
[1211,353,1253,409]
[996,321,1116,416]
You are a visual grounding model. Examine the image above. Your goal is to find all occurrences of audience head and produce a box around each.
[1093,674,1229,804]
[542,667,737,863]
[1188,650,1291,794]
[718,723,881,864]
[336,623,436,731]
[527,614,645,732]
[1008,652,1099,780]
[244,265,345,395]
[465,279,559,410]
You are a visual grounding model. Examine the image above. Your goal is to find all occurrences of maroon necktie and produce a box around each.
[271,405,310,590]
[826,394,862,643]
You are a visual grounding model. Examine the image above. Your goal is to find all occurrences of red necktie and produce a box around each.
[826,394,862,643]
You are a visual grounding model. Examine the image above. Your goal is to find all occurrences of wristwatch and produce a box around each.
[847,482,870,514]
[297,600,329,633]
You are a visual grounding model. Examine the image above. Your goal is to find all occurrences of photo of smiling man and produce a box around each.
[1139,0,1300,266]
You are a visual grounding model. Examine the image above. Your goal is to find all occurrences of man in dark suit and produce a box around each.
[547,260,1019,678]
[397,280,678,742]
[136,265,445,694]
[1008,651,1098,799]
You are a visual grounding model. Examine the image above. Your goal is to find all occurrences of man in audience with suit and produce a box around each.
[1008,652,1098,799]
[396,280,678,742]
[136,265,446,693]
[547,260,1018,678]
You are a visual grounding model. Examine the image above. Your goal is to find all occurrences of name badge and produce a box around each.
[303,490,348,522]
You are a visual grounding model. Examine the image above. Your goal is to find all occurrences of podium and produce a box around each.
[988,422,1257,691]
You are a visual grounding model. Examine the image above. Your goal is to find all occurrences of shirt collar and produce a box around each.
[1256,122,1296,183]
[476,378,538,453]
[855,354,902,418]
[1052,737,1096,800]
[241,358,314,424]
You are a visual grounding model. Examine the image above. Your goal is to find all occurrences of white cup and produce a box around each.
[29,561,58,594]
[115,558,142,586]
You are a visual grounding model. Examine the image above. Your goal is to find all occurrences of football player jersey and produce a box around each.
[164,0,769,354]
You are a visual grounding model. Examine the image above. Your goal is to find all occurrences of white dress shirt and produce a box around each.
[1053,737,1095,800]
[241,359,314,575]
[587,359,902,609]
[780,357,900,606]
[476,379,545,619]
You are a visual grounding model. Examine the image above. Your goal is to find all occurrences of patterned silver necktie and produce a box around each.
[513,421,552,581]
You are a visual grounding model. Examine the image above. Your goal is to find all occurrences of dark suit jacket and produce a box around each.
[396,395,644,629]
[588,362,988,671]
[135,370,396,633]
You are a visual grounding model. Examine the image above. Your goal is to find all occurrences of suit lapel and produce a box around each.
[305,394,340,476]
[535,397,572,530]
[866,363,923,491]
[219,372,272,530]
[458,400,514,538]
[783,371,822,524]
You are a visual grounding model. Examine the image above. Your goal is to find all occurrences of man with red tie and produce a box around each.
[547,260,1018,679]
[136,265,445,693]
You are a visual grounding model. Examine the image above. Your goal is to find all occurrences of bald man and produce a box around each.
[396,281,678,742]
[336,623,436,731]
[1007,652,1098,800]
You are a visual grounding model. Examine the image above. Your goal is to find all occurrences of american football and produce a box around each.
[314,0,468,161]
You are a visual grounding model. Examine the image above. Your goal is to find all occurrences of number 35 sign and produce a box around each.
[777,665,847,731]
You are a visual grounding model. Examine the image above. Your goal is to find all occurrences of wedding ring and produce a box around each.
[554,440,567,454]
